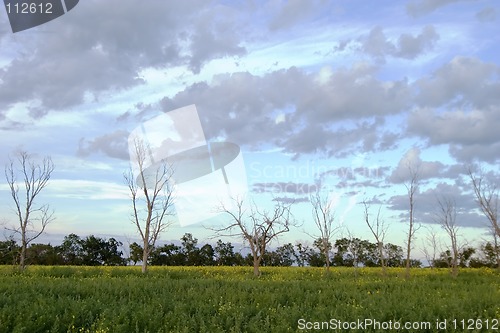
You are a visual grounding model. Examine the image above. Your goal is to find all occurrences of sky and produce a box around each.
[0,0,499,259]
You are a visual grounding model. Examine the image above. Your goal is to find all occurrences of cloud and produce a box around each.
[449,142,500,163]
[406,0,478,17]
[408,107,500,162]
[362,25,439,61]
[414,56,500,109]
[160,64,411,157]
[387,182,485,228]
[0,0,246,116]
[272,196,309,204]
[408,108,500,146]
[476,7,497,22]
[389,147,446,183]
[77,130,130,160]
[268,0,325,31]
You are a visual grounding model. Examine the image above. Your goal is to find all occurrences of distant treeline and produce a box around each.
[0,232,497,268]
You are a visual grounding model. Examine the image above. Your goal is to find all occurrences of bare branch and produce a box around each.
[4,151,55,269]
[125,139,175,273]
[212,196,296,276]
[468,165,499,239]
[308,191,340,270]
[363,200,388,274]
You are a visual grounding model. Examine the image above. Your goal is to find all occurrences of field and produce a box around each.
[0,266,498,333]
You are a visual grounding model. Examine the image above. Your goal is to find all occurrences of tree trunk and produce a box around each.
[378,242,386,276]
[19,240,27,270]
[253,256,260,276]
[325,250,330,271]
[142,241,149,273]
[405,205,413,279]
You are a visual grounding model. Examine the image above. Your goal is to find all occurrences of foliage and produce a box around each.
[0,266,498,332]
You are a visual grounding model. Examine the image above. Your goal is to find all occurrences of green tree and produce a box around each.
[0,238,19,265]
[26,243,62,265]
[181,233,199,265]
[214,240,237,266]
[150,243,185,266]
[384,243,404,267]
[129,242,143,266]
[198,244,215,266]
[57,233,84,265]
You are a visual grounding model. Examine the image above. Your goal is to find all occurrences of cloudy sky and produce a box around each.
[0,0,499,256]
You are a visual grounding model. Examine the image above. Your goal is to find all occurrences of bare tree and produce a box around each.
[468,166,499,240]
[435,196,459,276]
[4,151,55,269]
[421,226,440,269]
[124,139,175,273]
[309,191,339,271]
[363,201,388,275]
[214,196,295,276]
[404,164,420,279]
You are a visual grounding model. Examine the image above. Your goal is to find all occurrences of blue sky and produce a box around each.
[0,0,499,258]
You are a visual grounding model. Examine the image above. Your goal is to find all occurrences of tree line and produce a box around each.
[1,232,498,269]
[3,148,499,276]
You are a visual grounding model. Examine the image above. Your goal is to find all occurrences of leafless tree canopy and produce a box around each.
[435,196,459,276]
[421,226,440,269]
[214,196,295,276]
[363,200,388,274]
[4,151,55,269]
[468,166,499,239]
[309,191,339,270]
[124,138,175,273]
[404,163,420,279]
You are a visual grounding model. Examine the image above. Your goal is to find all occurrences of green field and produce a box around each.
[0,266,498,333]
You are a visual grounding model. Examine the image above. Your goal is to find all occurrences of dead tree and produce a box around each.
[363,201,388,275]
[214,196,295,276]
[404,164,420,279]
[4,151,55,269]
[421,226,440,269]
[124,139,175,273]
[435,196,459,276]
[468,166,499,240]
[309,191,339,271]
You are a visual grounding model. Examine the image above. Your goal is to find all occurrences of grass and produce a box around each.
[0,266,498,332]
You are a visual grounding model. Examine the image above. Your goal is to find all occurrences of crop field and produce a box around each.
[0,266,498,333]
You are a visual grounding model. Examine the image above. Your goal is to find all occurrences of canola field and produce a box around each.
[0,266,498,333]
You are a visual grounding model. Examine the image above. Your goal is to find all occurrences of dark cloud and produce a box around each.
[387,182,484,228]
[408,108,500,146]
[389,147,446,184]
[268,0,326,31]
[0,0,246,115]
[449,143,500,163]
[406,0,477,17]
[476,7,497,22]
[362,25,439,61]
[407,57,500,163]
[77,130,129,160]
[160,65,411,156]
[408,107,500,163]
[395,26,439,59]
[414,56,500,109]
